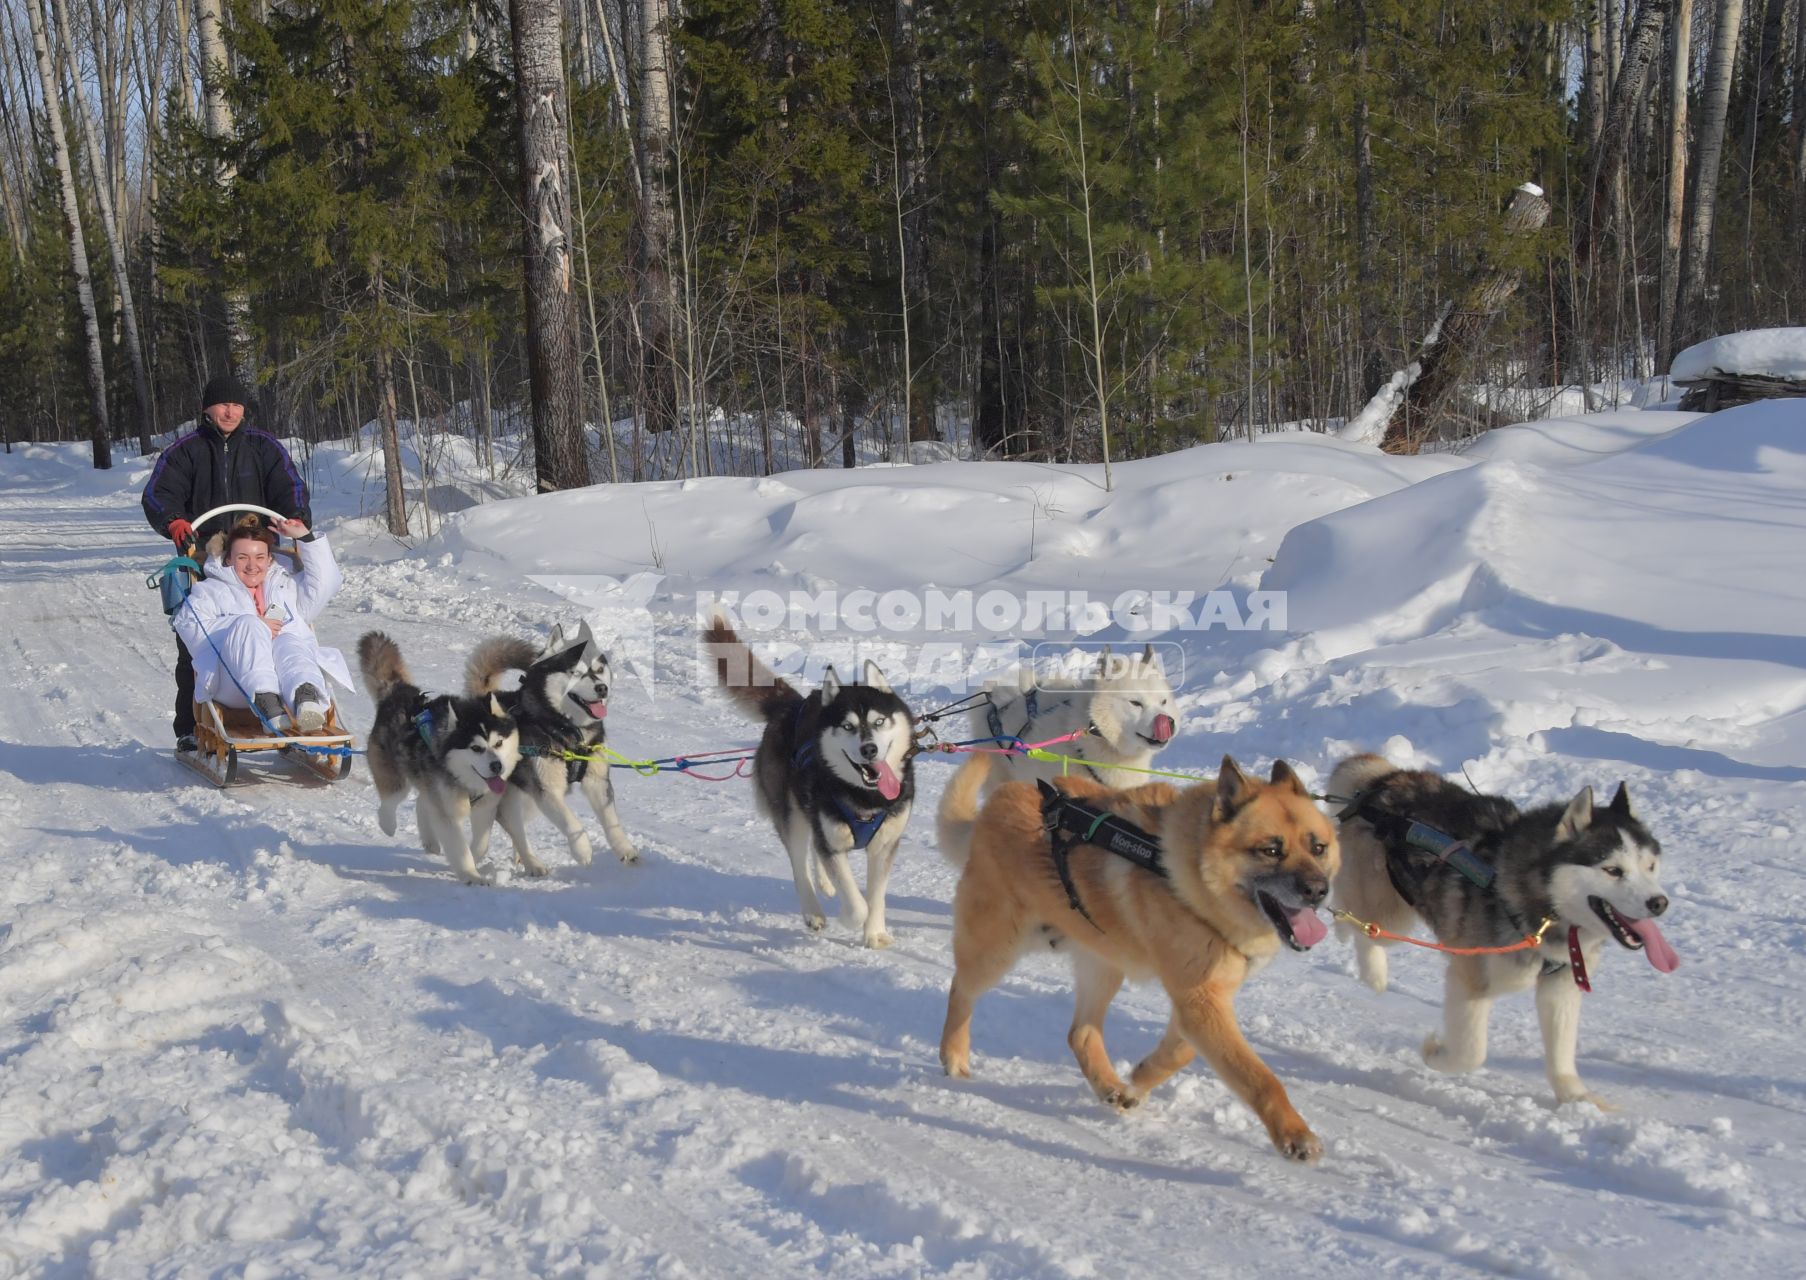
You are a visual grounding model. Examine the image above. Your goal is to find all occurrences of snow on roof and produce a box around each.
[1669,327,1806,383]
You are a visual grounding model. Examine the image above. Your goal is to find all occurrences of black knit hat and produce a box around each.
[201,375,253,411]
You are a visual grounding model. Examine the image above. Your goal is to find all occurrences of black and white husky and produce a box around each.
[358,631,530,885]
[1330,753,1678,1108]
[464,622,639,870]
[702,614,916,948]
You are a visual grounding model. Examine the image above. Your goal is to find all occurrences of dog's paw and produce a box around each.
[1552,1079,1613,1111]
[1100,1086,1143,1113]
[1272,1124,1323,1163]
[615,844,640,865]
[941,1054,971,1079]
[377,808,398,837]
[457,869,494,887]
[516,855,549,878]
[863,929,894,950]
[804,913,828,933]
[569,835,595,866]
[1421,1034,1481,1074]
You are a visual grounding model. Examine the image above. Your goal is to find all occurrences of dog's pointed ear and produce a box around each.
[1556,786,1595,841]
[574,619,600,659]
[1608,782,1634,818]
[542,623,566,658]
[439,703,458,734]
[1215,754,1253,821]
[1269,759,1309,797]
[489,694,506,718]
[821,667,841,701]
[862,659,892,693]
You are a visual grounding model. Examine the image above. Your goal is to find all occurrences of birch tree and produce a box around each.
[1676,0,1746,349]
[53,0,152,454]
[510,0,591,491]
[638,0,677,434]
[26,0,109,468]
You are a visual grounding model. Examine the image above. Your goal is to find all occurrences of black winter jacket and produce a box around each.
[141,422,312,541]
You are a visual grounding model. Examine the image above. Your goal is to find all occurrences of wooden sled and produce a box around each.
[178,697,355,787]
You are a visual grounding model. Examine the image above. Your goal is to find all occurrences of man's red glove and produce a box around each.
[168,518,195,547]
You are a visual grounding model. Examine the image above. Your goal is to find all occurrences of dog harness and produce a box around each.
[1037,781,1167,931]
[985,688,1039,745]
[1340,789,1574,983]
[790,702,899,851]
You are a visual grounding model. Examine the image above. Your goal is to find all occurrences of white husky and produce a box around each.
[936,645,1178,862]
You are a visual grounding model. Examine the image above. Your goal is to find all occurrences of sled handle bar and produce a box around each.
[191,502,293,533]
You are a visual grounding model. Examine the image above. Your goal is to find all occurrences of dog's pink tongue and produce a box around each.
[486,776,507,796]
[1628,917,1680,973]
[875,761,902,801]
[586,700,608,719]
[1152,714,1175,744]
[1286,906,1327,949]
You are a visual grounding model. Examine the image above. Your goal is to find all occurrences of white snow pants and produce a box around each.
[206,614,327,707]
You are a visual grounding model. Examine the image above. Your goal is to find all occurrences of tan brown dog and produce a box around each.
[937,756,1339,1161]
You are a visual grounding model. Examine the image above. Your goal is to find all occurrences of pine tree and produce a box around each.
[226,0,483,532]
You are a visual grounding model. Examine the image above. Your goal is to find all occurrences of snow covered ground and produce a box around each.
[2,402,1804,1277]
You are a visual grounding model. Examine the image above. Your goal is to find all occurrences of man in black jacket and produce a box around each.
[143,375,313,749]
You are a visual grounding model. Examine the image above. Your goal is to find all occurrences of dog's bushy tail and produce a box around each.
[1327,752,1395,806]
[465,635,540,696]
[701,611,798,719]
[358,631,412,701]
[936,752,994,867]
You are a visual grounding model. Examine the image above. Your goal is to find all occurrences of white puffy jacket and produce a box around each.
[172,535,352,699]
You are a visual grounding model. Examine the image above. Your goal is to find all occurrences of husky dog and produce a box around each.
[358,631,530,885]
[464,622,639,870]
[937,758,1338,1162]
[1330,753,1679,1109]
[702,614,916,948]
[948,644,1176,798]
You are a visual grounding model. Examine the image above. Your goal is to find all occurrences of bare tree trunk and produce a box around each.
[374,339,409,536]
[0,65,27,252]
[1352,1,1384,401]
[569,80,620,482]
[1657,0,1693,369]
[510,0,590,492]
[894,0,934,442]
[1585,0,1609,148]
[53,0,152,454]
[1794,0,1806,256]
[194,0,232,149]
[27,0,110,467]
[1578,0,1671,274]
[174,0,194,117]
[1676,0,1746,350]
[637,0,677,435]
[1382,185,1552,452]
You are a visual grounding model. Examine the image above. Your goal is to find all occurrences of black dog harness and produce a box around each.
[1340,789,1571,981]
[1336,791,1497,906]
[1036,780,1166,931]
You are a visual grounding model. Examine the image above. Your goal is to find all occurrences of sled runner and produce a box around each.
[153,502,358,788]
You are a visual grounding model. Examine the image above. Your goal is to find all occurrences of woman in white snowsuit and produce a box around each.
[172,516,350,733]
